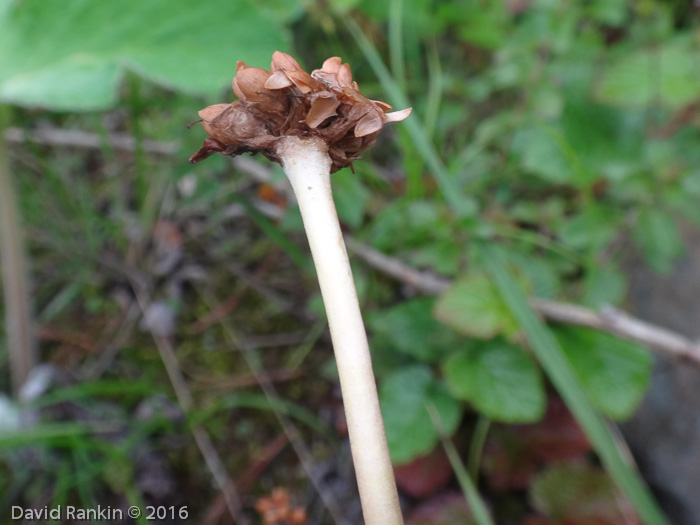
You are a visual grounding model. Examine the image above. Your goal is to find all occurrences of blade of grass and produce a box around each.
[424,38,443,141]
[28,379,156,409]
[234,194,310,272]
[427,403,494,525]
[0,423,97,449]
[481,244,668,525]
[389,0,406,91]
[38,281,84,323]
[387,0,425,200]
[468,416,491,483]
[52,460,72,512]
[343,17,476,217]
[72,445,103,521]
[196,391,333,439]
[122,475,150,525]
[200,285,347,524]
[287,318,325,370]
[536,121,595,192]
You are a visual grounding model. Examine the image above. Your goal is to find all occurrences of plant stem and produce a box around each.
[276,136,403,525]
[0,106,36,395]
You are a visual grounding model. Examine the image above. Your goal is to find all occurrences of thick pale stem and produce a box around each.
[276,136,403,525]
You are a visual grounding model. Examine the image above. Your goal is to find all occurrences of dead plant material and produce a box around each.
[189,51,411,172]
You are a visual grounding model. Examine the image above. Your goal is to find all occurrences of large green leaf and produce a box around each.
[434,272,519,340]
[332,169,370,228]
[581,265,627,310]
[554,327,652,420]
[512,125,574,184]
[560,100,644,178]
[596,39,700,109]
[530,463,636,523]
[367,298,460,362]
[0,0,291,110]
[438,2,508,50]
[380,365,461,465]
[558,204,620,252]
[443,340,545,423]
[632,208,685,275]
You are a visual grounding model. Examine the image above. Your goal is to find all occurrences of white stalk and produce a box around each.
[276,136,403,525]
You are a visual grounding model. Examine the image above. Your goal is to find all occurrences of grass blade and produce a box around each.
[389,0,406,91]
[427,403,495,525]
[343,17,476,217]
[481,244,668,525]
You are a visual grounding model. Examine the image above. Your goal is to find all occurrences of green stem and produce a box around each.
[468,416,491,483]
[427,404,494,525]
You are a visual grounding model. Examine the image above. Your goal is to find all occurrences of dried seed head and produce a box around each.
[189,51,411,172]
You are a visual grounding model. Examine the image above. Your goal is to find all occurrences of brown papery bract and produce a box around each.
[189,51,411,172]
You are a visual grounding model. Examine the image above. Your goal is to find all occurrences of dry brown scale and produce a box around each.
[189,51,411,173]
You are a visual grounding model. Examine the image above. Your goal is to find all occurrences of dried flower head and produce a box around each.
[189,51,411,172]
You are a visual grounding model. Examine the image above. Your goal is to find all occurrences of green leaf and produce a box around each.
[586,0,628,26]
[560,100,644,177]
[0,56,122,110]
[506,250,561,299]
[380,365,461,464]
[409,239,462,276]
[0,0,291,110]
[367,298,459,362]
[369,200,455,253]
[512,125,574,184]
[443,340,545,423]
[554,327,652,420]
[280,204,304,233]
[446,3,508,50]
[530,463,632,522]
[434,272,519,340]
[332,170,369,228]
[481,245,667,525]
[632,209,685,274]
[581,265,627,309]
[596,40,700,109]
[558,204,620,252]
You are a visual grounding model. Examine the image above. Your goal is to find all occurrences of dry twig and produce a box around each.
[128,278,245,524]
[5,126,179,155]
[345,237,700,367]
[11,125,700,367]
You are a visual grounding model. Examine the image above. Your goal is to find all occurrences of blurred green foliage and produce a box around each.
[0,0,291,109]
[1,0,698,522]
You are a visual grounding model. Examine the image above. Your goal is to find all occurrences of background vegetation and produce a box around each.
[1,0,699,523]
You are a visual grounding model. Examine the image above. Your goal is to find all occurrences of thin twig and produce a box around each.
[202,434,290,525]
[10,125,700,367]
[196,285,348,525]
[4,126,179,155]
[83,301,141,380]
[345,237,700,367]
[128,279,244,524]
[532,299,700,366]
[344,236,450,295]
[225,259,314,322]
